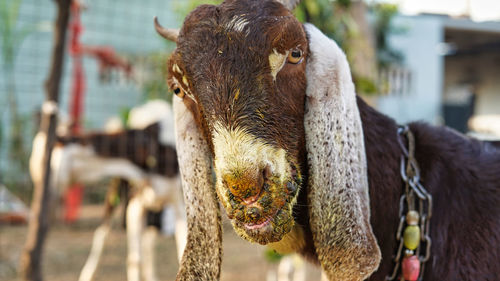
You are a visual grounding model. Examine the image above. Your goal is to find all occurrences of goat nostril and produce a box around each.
[224,167,269,205]
[247,207,262,221]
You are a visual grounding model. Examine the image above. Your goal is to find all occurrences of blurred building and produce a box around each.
[375,13,500,138]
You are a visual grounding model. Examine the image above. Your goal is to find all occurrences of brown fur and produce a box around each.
[169,0,311,247]
[168,0,308,162]
[162,0,500,280]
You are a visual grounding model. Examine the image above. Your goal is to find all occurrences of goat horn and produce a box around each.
[277,0,301,10]
[154,16,179,42]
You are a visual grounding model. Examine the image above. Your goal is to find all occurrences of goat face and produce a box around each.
[166,0,308,244]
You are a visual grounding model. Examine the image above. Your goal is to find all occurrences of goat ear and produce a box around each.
[172,97,222,279]
[303,23,381,280]
[276,0,301,11]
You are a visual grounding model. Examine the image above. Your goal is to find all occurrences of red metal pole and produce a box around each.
[65,1,85,223]
[68,1,85,134]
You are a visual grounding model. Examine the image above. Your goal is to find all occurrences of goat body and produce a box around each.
[29,103,187,281]
[155,0,500,280]
[358,98,500,280]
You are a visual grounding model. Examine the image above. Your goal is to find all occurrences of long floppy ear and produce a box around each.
[303,23,381,280]
[173,97,222,280]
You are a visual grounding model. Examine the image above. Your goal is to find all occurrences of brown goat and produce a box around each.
[155,0,500,280]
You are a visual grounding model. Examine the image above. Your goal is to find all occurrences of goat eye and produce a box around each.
[288,49,303,64]
[173,87,185,98]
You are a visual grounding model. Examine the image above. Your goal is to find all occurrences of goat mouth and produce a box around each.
[242,202,283,230]
[219,162,302,244]
[233,205,294,245]
[231,183,300,244]
[244,216,273,230]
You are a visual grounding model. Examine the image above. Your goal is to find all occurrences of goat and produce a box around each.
[154,0,500,280]
[29,101,187,281]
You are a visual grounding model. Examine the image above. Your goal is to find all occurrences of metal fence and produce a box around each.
[0,0,179,198]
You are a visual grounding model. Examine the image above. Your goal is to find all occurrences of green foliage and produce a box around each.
[119,106,131,125]
[263,248,284,263]
[355,76,377,95]
[295,0,357,49]
[297,0,402,94]
[336,0,351,8]
[171,0,223,19]
[371,3,403,68]
[0,0,38,70]
[129,51,174,103]
[295,0,335,39]
[2,112,33,198]
[0,0,38,193]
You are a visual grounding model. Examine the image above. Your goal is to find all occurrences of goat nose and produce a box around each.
[223,166,270,205]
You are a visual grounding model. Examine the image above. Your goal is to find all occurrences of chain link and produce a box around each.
[386,126,433,281]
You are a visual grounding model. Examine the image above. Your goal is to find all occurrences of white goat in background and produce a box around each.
[29,100,186,281]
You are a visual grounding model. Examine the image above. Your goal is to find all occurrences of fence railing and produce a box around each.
[378,65,412,96]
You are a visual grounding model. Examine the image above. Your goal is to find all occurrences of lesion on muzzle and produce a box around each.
[213,133,303,244]
[222,164,269,205]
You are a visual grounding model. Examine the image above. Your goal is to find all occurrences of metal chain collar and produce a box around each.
[386,126,433,281]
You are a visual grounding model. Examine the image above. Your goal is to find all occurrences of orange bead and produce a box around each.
[406,210,420,225]
[402,255,420,281]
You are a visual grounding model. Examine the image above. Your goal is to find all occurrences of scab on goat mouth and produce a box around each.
[234,205,295,245]
[236,185,301,243]
[244,215,273,230]
[220,161,303,244]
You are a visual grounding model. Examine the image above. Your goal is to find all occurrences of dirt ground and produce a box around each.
[1,205,321,281]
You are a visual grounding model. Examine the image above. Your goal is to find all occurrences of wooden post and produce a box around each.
[19,1,71,280]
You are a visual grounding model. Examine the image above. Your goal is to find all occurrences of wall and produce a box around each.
[375,15,445,125]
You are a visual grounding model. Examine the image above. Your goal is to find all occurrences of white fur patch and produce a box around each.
[139,175,181,210]
[79,224,111,281]
[41,100,58,115]
[126,197,144,281]
[211,123,289,199]
[141,227,159,281]
[172,63,183,75]
[269,49,288,80]
[103,116,124,133]
[29,132,47,185]
[226,15,249,34]
[50,143,146,190]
